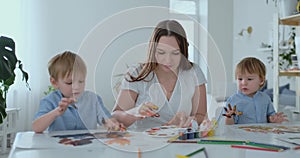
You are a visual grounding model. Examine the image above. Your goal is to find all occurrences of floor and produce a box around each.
[1,152,9,158]
[1,135,14,158]
[0,147,10,158]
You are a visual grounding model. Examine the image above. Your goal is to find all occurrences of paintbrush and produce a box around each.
[276,138,300,146]
[246,141,290,150]
[231,145,284,152]
[70,97,78,109]
[138,148,141,158]
[169,139,246,145]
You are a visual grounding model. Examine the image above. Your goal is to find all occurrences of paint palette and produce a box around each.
[144,126,184,138]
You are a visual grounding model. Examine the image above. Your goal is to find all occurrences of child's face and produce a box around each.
[236,72,264,97]
[51,72,86,98]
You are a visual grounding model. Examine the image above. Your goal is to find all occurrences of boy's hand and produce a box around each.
[222,104,243,118]
[269,112,289,123]
[55,98,76,116]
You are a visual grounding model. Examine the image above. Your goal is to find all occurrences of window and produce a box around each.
[170,0,197,15]
[169,0,201,64]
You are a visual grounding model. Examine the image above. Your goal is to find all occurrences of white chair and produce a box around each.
[0,114,8,154]
[0,108,20,154]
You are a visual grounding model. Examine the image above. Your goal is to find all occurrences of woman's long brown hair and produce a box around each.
[127,20,192,82]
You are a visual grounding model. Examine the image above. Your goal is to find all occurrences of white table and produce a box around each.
[8,123,300,158]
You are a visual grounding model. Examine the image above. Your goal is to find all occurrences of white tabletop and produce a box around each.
[8,123,300,158]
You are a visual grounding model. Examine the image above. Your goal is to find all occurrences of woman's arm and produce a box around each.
[191,84,207,125]
[112,89,141,127]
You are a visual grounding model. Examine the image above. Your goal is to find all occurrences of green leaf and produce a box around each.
[0,36,30,124]
[0,36,17,81]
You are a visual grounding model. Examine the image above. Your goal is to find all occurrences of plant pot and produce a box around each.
[294,36,300,68]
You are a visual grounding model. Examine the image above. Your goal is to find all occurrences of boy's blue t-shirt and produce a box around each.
[225,90,276,124]
[34,90,112,131]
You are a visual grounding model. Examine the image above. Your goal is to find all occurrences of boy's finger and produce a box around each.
[228,104,232,110]
[236,112,243,115]
[223,107,228,112]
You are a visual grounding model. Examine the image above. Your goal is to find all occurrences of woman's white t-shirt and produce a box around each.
[120,64,207,129]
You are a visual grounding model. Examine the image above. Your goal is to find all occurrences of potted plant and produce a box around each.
[0,36,29,124]
[262,27,296,69]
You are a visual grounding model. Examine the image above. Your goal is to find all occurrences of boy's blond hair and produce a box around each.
[235,57,266,83]
[48,51,87,80]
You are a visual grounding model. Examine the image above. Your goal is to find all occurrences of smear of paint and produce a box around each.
[105,138,130,146]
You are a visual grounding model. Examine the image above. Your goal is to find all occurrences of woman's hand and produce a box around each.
[269,112,288,123]
[138,102,160,117]
[164,112,195,128]
[127,102,159,118]
[103,118,126,132]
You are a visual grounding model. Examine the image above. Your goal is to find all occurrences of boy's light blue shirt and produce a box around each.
[225,90,276,124]
[34,90,111,131]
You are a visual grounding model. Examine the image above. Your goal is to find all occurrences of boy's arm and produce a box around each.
[32,109,61,133]
[32,98,74,133]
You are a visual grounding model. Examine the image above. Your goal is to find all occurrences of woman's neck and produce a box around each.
[155,67,178,79]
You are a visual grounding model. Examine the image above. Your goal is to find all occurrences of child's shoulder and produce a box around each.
[256,90,269,97]
[226,92,245,103]
[81,90,102,99]
[43,90,60,100]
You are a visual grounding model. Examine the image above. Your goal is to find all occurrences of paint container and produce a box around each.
[187,132,194,139]
[178,132,187,140]
[194,131,200,138]
[292,111,300,121]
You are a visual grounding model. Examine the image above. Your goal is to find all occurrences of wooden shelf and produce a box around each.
[257,46,290,52]
[280,14,300,26]
[279,70,300,76]
[275,12,300,113]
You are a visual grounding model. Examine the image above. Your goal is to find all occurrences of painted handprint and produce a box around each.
[222,104,243,118]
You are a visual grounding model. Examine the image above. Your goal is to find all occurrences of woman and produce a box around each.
[112,20,207,129]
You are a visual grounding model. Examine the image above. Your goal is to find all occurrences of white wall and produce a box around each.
[206,0,234,97]
[3,0,287,131]
[233,0,275,87]
[232,0,292,90]
[2,0,170,131]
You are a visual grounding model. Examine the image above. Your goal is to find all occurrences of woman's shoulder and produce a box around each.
[126,63,154,81]
[183,63,203,73]
[181,62,207,84]
[125,63,143,77]
[128,63,143,72]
